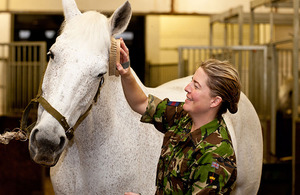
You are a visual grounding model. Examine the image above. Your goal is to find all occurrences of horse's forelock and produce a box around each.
[61,11,110,54]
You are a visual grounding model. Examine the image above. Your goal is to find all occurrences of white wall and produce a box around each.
[0,0,7,10]
[0,13,11,43]
[2,0,171,13]
[1,0,272,14]
[0,13,11,115]
[175,0,250,14]
[146,15,211,86]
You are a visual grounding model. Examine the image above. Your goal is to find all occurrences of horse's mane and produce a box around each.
[59,11,110,54]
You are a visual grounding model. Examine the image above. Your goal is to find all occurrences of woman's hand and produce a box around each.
[124,192,140,195]
[117,37,130,77]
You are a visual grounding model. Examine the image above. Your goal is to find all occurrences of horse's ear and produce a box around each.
[109,1,132,36]
[62,0,82,21]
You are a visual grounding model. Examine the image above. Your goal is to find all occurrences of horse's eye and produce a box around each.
[97,73,104,78]
[47,50,54,60]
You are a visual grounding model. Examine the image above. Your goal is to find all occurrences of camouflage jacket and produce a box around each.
[141,95,237,195]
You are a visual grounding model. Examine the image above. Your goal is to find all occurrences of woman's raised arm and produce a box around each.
[116,38,148,115]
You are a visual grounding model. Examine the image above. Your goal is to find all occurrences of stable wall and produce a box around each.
[1,0,267,14]
[0,0,278,88]
[146,15,211,86]
[211,23,271,46]
[0,13,11,115]
[0,13,10,43]
[1,0,170,13]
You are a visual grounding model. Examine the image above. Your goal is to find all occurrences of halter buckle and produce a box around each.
[65,128,75,140]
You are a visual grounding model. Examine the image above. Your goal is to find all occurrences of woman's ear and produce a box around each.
[211,96,222,108]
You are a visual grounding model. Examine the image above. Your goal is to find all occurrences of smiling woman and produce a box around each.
[0,0,263,194]
[118,56,241,194]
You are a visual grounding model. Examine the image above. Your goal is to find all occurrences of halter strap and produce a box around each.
[20,72,104,140]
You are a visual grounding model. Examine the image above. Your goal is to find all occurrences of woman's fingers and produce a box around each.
[120,37,129,55]
[120,47,129,63]
[120,38,129,63]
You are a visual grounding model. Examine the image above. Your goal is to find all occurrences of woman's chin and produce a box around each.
[183,101,190,111]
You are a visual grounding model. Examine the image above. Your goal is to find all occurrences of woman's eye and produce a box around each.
[193,82,200,89]
[47,50,54,60]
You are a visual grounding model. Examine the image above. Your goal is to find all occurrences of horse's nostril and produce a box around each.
[31,128,39,141]
[59,136,66,149]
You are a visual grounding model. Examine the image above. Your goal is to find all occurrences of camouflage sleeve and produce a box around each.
[190,149,237,194]
[140,95,163,123]
[140,95,185,133]
[140,95,168,132]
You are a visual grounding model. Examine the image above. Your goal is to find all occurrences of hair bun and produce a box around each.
[228,102,238,114]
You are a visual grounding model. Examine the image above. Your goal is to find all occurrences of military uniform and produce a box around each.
[141,95,237,195]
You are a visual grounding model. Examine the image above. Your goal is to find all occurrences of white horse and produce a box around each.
[28,0,263,194]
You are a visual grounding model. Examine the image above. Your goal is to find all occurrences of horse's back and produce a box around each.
[146,76,190,101]
[224,92,263,195]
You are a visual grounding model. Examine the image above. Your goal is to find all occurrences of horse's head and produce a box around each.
[29,0,132,167]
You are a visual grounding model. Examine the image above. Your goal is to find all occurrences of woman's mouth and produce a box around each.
[186,96,192,101]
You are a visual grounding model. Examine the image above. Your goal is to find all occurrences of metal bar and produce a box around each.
[193,49,196,73]
[230,24,234,45]
[40,42,47,85]
[0,45,5,115]
[28,46,32,101]
[219,12,295,25]
[270,44,277,156]
[33,46,38,95]
[224,23,228,46]
[209,22,213,46]
[8,45,13,113]
[250,0,289,9]
[178,45,267,50]
[178,47,183,78]
[292,0,299,194]
[210,6,243,23]
[238,7,244,45]
[22,46,27,107]
[17,45,21,110]
[270,7,274,43]
[251,0,272,9]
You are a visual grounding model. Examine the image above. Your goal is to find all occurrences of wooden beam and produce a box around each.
[251,0,292,9]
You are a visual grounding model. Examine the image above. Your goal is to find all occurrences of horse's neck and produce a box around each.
[74,71,146,146]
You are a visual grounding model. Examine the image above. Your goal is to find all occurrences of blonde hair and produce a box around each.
[199,59,241,117]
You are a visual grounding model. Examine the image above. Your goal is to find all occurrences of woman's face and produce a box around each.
[183,67,215,116]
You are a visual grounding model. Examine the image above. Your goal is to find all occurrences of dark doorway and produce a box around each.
[13,14,64,51]
[120,15,145,83]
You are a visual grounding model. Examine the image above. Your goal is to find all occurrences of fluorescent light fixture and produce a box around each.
[19,30,31,39]
[115,32,134,40]
[45,30,56,39]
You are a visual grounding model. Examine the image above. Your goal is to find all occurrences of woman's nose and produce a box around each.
[184,82,192,93]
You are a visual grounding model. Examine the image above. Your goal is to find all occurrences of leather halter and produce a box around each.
[20,72,104,140]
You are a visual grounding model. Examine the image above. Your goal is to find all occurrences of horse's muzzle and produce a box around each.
[29,128,66,167]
